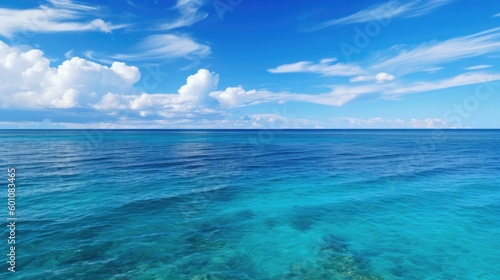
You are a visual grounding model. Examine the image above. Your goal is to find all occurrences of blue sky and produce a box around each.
[0,0,499,128]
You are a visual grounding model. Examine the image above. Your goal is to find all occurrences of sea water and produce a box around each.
[0,129,498,279]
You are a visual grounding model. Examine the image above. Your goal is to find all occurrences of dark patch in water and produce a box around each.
[321,234,349,253]
[391,264,406,278]
[289,205,330,231]
[60,240,114,265]
[290,217,313,231]
[264,218,280,229]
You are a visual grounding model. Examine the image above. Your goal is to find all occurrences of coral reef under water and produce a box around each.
[278,234,384,280]
[182,232,384,280]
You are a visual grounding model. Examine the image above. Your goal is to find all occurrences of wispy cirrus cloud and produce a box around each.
[465,65,492,70]
[268,58,364,77]
[46,0,97,11]
[112,34,210,61]
[266,27,500,106]
[0,0,126,38]
[272,28,500,78]
[350,72,395,83]
[388,72,500,95]
[493,12,500,17]
[312,0,453,30]
[372,27,500,74]
[159,0,208,30]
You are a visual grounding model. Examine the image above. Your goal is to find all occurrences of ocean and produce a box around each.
[0,129,499,279]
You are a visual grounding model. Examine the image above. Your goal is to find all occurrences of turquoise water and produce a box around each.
[0,130,499,279]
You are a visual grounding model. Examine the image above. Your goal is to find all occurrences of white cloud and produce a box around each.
[213,70,500,108]
[271,28,500,80]
[409,118,451,128]
[268,58,364,77]
[493,12,500,18]
[94,69,220,113]
[0,115,459,129]
[46,0,97,12]
[113,34,210,61]
[159,0,208,30]
[0,41,140,108]
[312,0,452,30]
[241,114,319,129]
[210,84,384,107]
[1,38,498,129]
[332,117,454,128]
[110,1,211,65]
[464,64,491,70]
[388,72,500,95]
[345,117,404,126]
[210,86,260,107]
[0,41,219,114]
[176,68,219,108]
[350,72,395,83]
[210,86,340,108]
[64,49,74,59]
[0,48,488,129]
[93,92,130,110]
[0,0,125,38]
[15,112,320,129]
[372,27,500,74]
[422,67,443,73]
[313,0,404,28]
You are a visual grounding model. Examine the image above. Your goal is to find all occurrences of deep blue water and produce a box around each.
[0,130,499,279]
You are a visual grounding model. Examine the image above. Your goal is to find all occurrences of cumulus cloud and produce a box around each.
[0,41,140,108]
[176,68,219,108]
[92,92,130,110]
[94,69,220,113]
[0,0,125,38]
[350,72,395,83]
[0,41,220,115]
